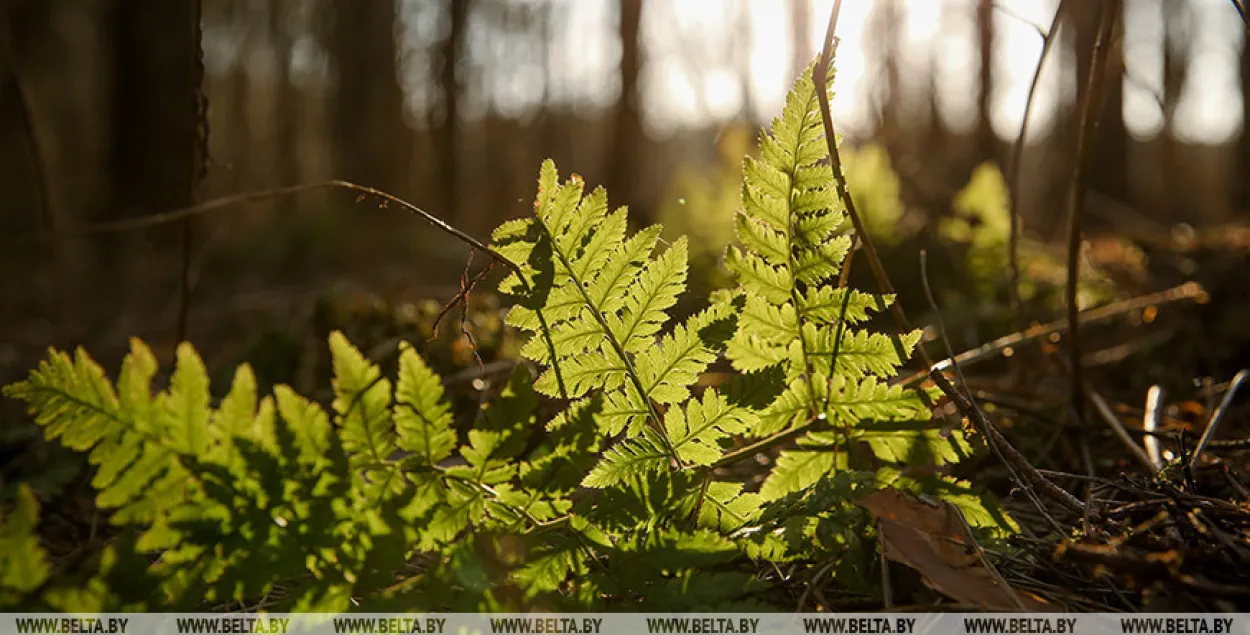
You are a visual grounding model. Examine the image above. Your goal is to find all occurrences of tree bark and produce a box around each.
[109,0,204,343]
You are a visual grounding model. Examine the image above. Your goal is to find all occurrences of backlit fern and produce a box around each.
[1,61,1012,612]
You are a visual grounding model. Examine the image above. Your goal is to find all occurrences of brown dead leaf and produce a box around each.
[858,487,1052,611]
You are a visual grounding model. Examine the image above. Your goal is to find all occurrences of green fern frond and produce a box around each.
[495,161,689,410]
[582,429,670,488]
[724,60,935,485]
[3,340,199,525]
[758,444,847,502]
[0,485,50,599]
[329,332,394,465]
[697,481,762,533]
[666,390,753,466]
[393,342,455,465]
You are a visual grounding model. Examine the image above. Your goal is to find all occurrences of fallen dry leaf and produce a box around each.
[858,487,1052,611]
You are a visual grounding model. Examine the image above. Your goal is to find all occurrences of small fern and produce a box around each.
[1,58,1012,612]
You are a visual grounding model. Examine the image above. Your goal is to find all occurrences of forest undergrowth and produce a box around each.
[3,3,1250,613]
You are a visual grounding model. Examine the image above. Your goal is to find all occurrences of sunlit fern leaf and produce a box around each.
[0,485,50,599]
[497,161,688,411]
[3,341,194,525]
[666,389,752,466]
[855,422,972,466]
[594,387,650,437]
[211,364,257,445]
[273,385,332,465]
[697,481,762,533]
[636,300,735,405]
[328,331,394,466]
[823,376,931,426]
[758,443,846,502]
[582,428,670,488]
[393,342,455,465]
[801,326,922,378]
[162,343,210,457]
[798,287,890,323]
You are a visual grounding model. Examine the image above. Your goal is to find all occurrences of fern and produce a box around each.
[719,65,956,501]
[0,54,1014,612]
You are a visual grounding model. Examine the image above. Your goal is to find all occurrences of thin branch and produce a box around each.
[10,180,523,280]
[11,178,569,398]
[1231,0,1247,29]
[929,370,1087,517]
[1005,0,1067,329]
[920,251,1071,532]
[1188,369,1250,470]
[899,281,1206,387]
[1087,390,1159,474]
[814,0,933,371]
[1064,0,1121,424]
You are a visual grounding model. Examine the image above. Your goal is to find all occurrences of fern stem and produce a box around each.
[538,221,665,439]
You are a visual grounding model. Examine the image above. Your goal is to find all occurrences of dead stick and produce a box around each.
[920,251,1076,530]
[930,369,1087,516]
[898,281,1206,387]
[1004,0,1070,331]
[1064,0,1121,424]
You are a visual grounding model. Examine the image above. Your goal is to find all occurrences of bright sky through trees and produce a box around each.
[552,0,1245,143]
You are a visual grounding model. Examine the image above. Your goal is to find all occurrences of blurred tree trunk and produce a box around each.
[110,0,205,343]
[736,0,755,122]
[790,0,811,81]
[869,0,902,137]
[1161,0,1188,218]
[607,0,643,216]
[436,0,469,223]
[110,0,204,219]
[975,0,995,163]
[270,0,297,198]
[329,0,411,194]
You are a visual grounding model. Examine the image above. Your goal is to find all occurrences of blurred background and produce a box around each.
[1,0,1248,399]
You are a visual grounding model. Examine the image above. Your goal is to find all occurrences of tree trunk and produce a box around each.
[110,0,204,343]
[790,0,811,81]
[436,0,470,224]
[975,0,996,163]
[1161,0,1188,219]
[110,0,203,219]
[607,0,643,217]
[329,0,411,194]
[270,0,297,196]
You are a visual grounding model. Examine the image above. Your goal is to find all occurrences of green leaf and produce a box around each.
[666,390,751,466]
[393,342,455,465]
[758,445,846,502]
[0,485,50,595]
[582,429,670,488]
[329,331,394,465]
